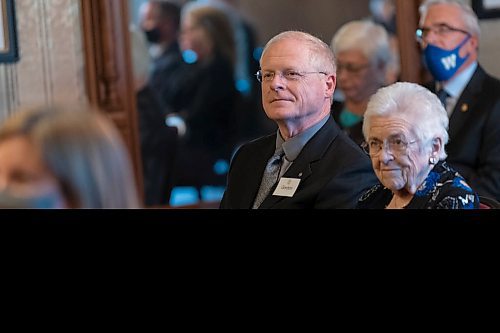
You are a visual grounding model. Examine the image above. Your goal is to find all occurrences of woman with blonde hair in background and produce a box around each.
[0,104,140,208]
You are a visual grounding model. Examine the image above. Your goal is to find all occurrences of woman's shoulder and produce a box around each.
[428,161,479,209]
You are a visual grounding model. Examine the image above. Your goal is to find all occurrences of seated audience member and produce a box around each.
[330,20,398,146]
[220,31,378,209]
[357,82,478,209]
[130,25,178,207]
[369,0,400,85]
[168,4,239,191]
[0,105,140,208]
[417,0,500,201]
[139,0,184,111]
[196,0,274,142]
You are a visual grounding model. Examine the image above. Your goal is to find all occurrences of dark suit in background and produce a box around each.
[331,100,365,147]
[137,85,178,206]
[220,117,378,209]
[428,66,500,201]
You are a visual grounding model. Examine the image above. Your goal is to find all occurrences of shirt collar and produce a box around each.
[438,61,477,98]
[275,115,330,162]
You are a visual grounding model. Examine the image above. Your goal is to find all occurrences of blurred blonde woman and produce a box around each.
[0,104,140,208]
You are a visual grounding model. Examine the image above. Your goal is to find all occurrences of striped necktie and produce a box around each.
[252,147,285,209]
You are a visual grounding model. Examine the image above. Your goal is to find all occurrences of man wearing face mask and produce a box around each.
[139,0,183,111]
[418,0,500,201]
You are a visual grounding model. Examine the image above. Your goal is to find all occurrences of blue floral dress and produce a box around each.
[357,161,479,209]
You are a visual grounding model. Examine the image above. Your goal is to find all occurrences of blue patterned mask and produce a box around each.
[424,35,470,82]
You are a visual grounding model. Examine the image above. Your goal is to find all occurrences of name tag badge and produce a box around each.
[273,178,301,197]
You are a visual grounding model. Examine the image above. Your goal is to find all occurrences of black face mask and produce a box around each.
[144,28,161,44]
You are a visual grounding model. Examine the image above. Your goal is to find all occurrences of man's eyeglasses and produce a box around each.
[337,63,370,75]
[416,23,470,43]
[361,135,418,156]
[255,70,328,83]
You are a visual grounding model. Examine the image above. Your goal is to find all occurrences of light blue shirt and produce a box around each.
[275,115,330,178]
[437,61,477,117]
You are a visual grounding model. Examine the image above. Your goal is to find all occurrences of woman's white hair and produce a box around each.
[363,82,449,160]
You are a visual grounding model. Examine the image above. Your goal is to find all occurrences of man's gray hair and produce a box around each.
[419,0,481,39]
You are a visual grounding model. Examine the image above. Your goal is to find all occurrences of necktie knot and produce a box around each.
[437,88,449,108]
[268,148,285,167]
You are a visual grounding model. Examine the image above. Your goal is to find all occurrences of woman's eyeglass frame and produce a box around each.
[361,136,418,156]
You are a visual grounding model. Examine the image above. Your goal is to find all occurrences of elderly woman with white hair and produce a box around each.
[330,19,399,146]
[357,82,478,209]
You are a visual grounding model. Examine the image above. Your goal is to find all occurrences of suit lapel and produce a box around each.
[259,117,339,208]
[448,67,485,141]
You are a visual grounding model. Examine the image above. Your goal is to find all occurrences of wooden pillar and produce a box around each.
[395,0,424,84]
[80,0,144,200]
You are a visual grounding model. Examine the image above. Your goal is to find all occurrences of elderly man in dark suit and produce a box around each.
[220,31,377,209]
[418,0,500,201]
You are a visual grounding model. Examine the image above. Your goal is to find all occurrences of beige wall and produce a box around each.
[238,0,371,46]
[463,0,500,79]
[478,19,500,78]
[0,0,86,122]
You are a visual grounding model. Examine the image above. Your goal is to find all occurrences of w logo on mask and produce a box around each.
[441,54,457,71]
[424,35,471,81]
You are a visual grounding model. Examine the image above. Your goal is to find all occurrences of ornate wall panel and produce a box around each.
[0,0,85,122]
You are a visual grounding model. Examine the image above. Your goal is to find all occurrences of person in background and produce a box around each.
[358,82,478,209]
[369,0,397,35]
[168,3,239,193]
[0,104,140,208]
[220,31,377,209]
[369,0,400,85]
[330,20,397,146]
[417,0,500,201]
[195,0,274,143]
[130,25,178,207]
[139,0,183,111]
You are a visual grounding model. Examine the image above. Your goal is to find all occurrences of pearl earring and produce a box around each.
[429,156,438,165]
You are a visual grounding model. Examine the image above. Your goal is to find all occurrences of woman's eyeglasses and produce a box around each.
[361,135,418,156]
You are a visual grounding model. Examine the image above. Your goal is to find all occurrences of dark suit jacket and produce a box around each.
[428,66,500,200]
[220,117,378,209]
[331,100,365,146]
[137,85,178,206]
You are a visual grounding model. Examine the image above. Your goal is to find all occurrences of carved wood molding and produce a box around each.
[80,0,144,198]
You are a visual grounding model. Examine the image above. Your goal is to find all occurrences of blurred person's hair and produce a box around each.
[0,104,140,208]
[182,3,236,67]
[153,0,182,31]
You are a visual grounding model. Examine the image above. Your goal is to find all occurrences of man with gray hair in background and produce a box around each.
[417,0,500,201]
